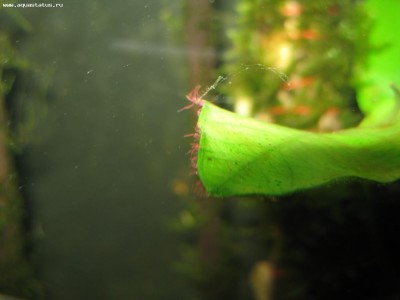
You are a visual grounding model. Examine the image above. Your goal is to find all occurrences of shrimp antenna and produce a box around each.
[200,76,226,99]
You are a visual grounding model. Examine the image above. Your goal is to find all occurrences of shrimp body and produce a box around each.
[178,85,203,112]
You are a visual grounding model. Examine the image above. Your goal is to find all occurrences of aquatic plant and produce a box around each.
[0,7,43,299]
[177,1,400,300]
[185,0,400,197]
[193,96,400,197]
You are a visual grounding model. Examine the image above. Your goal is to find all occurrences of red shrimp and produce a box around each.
[178,85,204,112]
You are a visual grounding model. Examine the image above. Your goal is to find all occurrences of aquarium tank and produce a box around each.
[0,0,399,299]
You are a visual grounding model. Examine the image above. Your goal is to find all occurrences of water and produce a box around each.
[3,1,400,300]
[15,1,191,299]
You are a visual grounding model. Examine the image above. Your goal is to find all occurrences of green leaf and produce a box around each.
[197,100,400,196]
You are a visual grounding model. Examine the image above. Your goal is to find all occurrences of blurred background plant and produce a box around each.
[0,4,45,299]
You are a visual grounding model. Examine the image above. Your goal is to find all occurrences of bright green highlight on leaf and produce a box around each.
[197,100,400,197]
[357,0,400,127]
